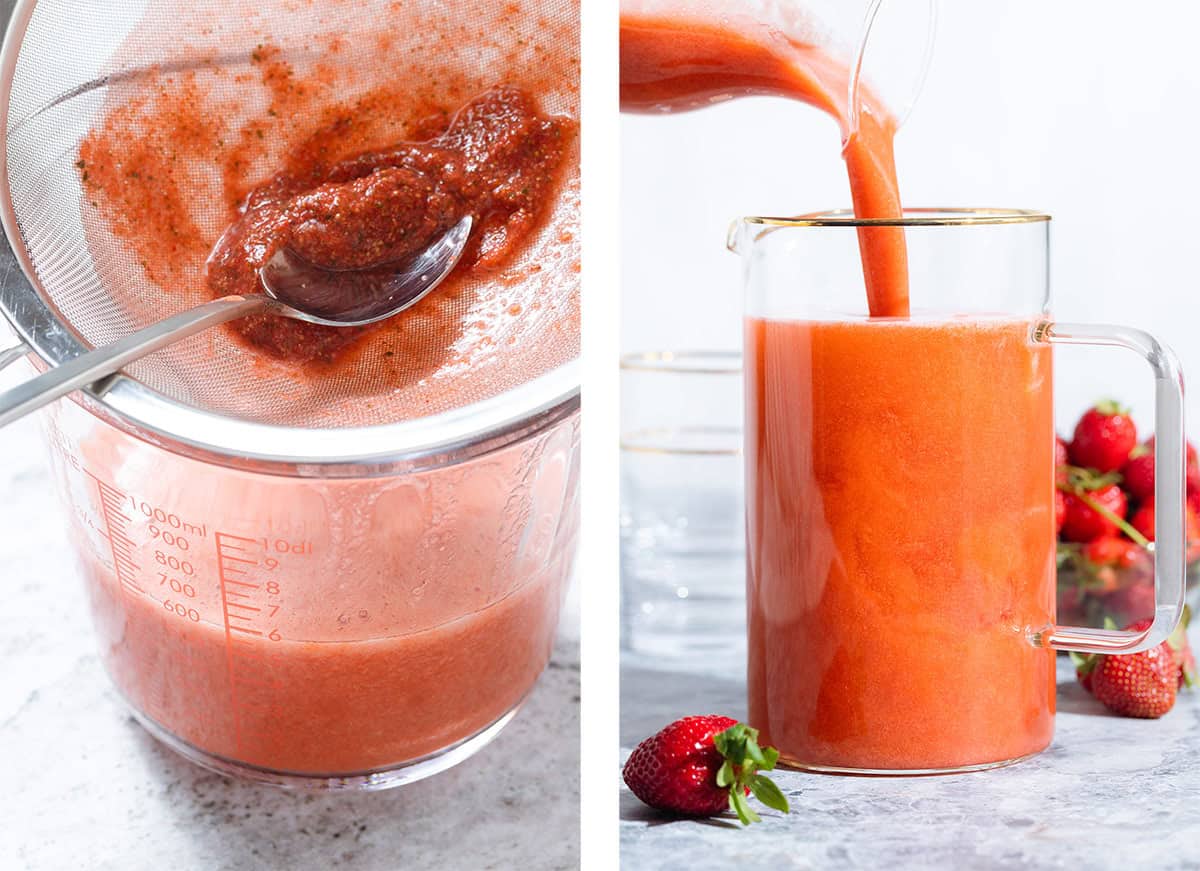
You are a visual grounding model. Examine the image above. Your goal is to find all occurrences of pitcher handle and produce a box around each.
[1035,321,1186,654]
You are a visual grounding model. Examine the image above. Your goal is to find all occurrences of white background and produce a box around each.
[621,1,1200,434]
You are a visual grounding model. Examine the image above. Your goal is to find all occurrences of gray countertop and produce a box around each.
[0,354,580,870]
[620,649,1200,870]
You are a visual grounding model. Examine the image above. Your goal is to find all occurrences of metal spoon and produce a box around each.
[0,215,472,428]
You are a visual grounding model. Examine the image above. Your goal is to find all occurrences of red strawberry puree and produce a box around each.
[622,7,1056,770]
[205,86,571,363]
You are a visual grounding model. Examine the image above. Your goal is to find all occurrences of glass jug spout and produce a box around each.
[725,220,744,256]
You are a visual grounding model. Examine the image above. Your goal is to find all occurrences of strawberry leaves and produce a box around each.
[748,775,790,815]
[1094,398,1130,418]
[712,723,790,825]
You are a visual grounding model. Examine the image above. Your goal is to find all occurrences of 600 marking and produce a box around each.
[163,599,200,622]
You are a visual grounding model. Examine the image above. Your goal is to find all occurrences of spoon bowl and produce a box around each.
[260,216,473,326]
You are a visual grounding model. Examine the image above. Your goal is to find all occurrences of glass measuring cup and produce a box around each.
[29,375,579,789]
[730,209,1187,774]
[0,0,581,790]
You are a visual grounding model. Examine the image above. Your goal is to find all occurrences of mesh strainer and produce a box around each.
[0,0,580,469]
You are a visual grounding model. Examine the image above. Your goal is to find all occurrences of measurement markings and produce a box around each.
[215,532,248,753]
[215,532,288,756]
[86,473,141,596]
[213,531,297,756]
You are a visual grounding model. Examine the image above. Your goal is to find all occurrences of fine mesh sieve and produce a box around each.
[0,0,579,450]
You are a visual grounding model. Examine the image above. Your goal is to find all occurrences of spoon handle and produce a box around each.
[0,294,267,429]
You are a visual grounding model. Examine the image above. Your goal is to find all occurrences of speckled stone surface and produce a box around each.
[0,349,580,870]
[620,642,1200,871]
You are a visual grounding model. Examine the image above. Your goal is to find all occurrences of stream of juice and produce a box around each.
[619,7,910,318]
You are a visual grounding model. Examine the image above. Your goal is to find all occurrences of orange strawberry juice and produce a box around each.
[745,316,1057,770]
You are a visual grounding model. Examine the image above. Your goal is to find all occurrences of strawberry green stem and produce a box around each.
[711,723,790,826]
[1058,482,1151,548]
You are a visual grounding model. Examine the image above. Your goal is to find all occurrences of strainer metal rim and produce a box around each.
[0,0,580,475]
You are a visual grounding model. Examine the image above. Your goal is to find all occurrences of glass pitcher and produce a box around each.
[729,209,1187,774]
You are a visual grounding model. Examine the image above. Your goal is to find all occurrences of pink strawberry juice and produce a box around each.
[45,395,575,775]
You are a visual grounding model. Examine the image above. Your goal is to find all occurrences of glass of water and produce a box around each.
[620,351,744,662]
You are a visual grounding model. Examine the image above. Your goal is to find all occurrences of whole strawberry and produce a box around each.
[1083,535,1141,569]
[622,717,790,825]
[1180,644,1197,690]
[1121,447,1155,503]
[1147,435,1198,469]
[1171,608,1197,688]
[1129,503,1155,542]
[1073,613,1193,716]
[1060,484,1128,542]
[1145,435,1200,496]
[1070,400,1137,473]
[1055,436,1070,469]
[1189,507,1200,563]
[1091,637,1177,718]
